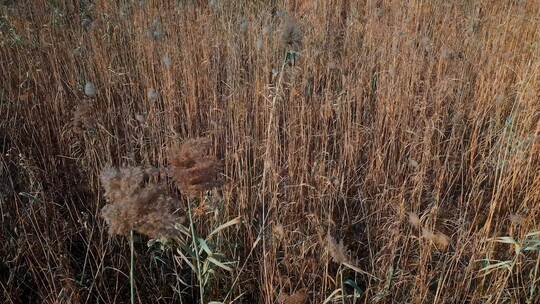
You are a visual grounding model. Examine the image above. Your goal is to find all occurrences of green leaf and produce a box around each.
[147,239,157,248]
[344,279,364,297]
[198,238,213,255]
[480,260,512,274]
[491,237,518,245]
[207,256,233,272]
[523,240,540,252]
[207,216,242,239]
[285,51,300,65]
[174,223,191,237]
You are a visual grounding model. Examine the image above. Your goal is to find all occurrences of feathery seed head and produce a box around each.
[281,16,303,52]
[162,55,172,68]
[170,137,224,198]
[408,212,421,228]
[149,19,164,41]
[147,88,159,101]
[239,18,249,34]
[325,233,350,265]
[99,166,183,239]
[84,81,96,97]
[72,101,96,134]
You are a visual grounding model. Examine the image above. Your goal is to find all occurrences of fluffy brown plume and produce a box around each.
[278,289,308,304]
[281,15,303,52]
[72,101,96,134]
[100,166,183,239]
[408,212,421,228]
[422,227,450,250]
[169,137,224,198]
[325,233,350,265]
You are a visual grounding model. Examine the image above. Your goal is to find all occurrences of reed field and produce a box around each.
[1,0,539,303]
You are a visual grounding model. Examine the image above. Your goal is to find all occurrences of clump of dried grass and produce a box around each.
[100,166,183,239]
[169,137,224,198]
[4,1,540,302]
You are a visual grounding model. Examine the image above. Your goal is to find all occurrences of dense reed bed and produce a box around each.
[1,1,539,303]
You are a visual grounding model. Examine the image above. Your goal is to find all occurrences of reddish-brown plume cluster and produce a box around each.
[278,289,308,304]
[72,101,97,134]
[100,166,183,239]
[169,137,224,198]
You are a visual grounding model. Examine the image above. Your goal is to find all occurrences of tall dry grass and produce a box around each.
[1,0,539,303]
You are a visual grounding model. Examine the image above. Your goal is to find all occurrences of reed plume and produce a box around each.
[72,101,96,134]
[278,289,308,304]
[408,212,450,250]
[100,166,183,239]
[325,233,350,265]
[169,137,224,198]
[281,15,303,52]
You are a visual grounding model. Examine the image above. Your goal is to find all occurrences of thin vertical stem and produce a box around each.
[130,230,135,304]
[260,56,287,302]
[187,199,204,303]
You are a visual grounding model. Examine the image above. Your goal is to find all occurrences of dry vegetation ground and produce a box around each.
[1,0,540,303]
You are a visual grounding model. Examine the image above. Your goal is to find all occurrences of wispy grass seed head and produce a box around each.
[100,166,183,239]
[162,55,172,68]
[72,101,96,134]
[325,233,350,265]
[281,16,303,52]
[170,137,224,198]
[84,81,96,97]
[147,88,159,101]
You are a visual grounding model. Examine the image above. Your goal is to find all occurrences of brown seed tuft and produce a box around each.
[273,223,286,240]
[434,232,450,249]
[281,16,303,52]
[325,233,350,265]
[279,289,308,304]
[100,166,183,239]
[421,228,450,250]
[408,212,421,228]
[193,202,210,218]
[169,137,224,198]
[72,101,96,134]
[421,227,436,241]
